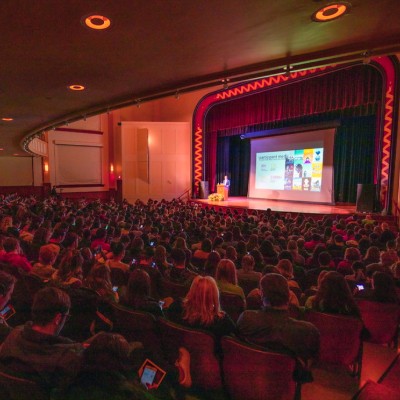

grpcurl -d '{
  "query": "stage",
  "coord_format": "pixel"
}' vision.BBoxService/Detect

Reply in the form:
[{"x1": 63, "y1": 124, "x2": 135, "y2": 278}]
[{"x1": 192, "y1": 196, "x2": 357, "y2": 216}]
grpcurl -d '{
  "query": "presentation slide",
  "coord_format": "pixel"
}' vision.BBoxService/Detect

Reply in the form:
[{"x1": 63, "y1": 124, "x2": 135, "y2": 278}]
[
  {"x1": 248, "y1": 128, "x2": 335, "y2": 203},
  {"x1": 255, "y1": 148, "x2": 323, "y2": 192}
]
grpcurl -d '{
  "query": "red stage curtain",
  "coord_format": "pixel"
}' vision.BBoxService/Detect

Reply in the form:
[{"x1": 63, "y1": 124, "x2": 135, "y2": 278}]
[{"x1": 205, "y1": 65, "x2": 382, "y2": 135}]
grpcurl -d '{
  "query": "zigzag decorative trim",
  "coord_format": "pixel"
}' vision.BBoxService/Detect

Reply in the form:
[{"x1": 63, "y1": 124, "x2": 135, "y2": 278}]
[
  {"x1": 193, "y1": 126, "x2": 203, "y2": 184},
  {"x1": 216, "y1": 67, "x2": 331, "y2": 100},
  {"x1": 380, "y1": 84, "x2": 393, "y2": 204}
]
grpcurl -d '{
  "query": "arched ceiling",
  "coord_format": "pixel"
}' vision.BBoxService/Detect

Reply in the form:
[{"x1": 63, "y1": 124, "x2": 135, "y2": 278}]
[{"x1": 1, "y1": 0, "x2": 400, "y2": 155}]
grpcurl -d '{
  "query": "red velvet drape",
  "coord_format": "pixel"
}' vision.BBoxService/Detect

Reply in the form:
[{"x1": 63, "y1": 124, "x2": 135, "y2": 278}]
[{"x1": 206, "y1": 65, "x2": 382, "y2": 134}]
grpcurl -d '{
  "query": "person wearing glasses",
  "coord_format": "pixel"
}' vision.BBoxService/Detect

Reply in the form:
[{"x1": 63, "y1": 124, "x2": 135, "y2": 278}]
[{"x1": 0, "y1": 287, "x2": 83, "y2": 392}]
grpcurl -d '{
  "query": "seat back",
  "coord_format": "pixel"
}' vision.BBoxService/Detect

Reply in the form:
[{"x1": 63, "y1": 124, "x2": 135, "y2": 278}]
[
  {"x1": 220, "y1": 292, "x2": 246, "y2": 323},
  {"x1": 0, "y1": 370, "x2": 48, "y2": 400},
  {"x1": 62, "y1": 287, "x2": 99, "y2": 342},
  {"x1": 161, "y1": 279, "x2": 189, "y2": 299},
  {"x1": 304, "y1": 310, "x2": 363, "y2": 377},
  {"x1": 158, "y1": 318, "x2": 222, "y2": 390},
  {"x1": 22, "y1": 274, "x2": 46, "y2": 303},
  {"x1": 221, "y1": 336, "x2": 297, "y2": 400},
  {"x1": 356, "y1": 300, "x2": 400, "y2": 346},
  {"x1": 111, "y1": 303, "x2": 161, "y2": 352},
  {"x1": 238, "y1": 278, "x2": 259, "y2": 297}
]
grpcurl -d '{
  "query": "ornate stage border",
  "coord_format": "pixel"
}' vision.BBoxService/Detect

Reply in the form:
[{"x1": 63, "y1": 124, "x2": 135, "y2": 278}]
[{"x1": 192, "y1": 57, "x2": 397, "y2": 211}]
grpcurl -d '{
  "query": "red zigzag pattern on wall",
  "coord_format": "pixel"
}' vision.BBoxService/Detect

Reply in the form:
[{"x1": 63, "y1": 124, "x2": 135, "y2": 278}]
[
  {"x1": 193, "y1": 127, "x2": 203, "y2": 184},
  {"x1": 380, "y1": 84, "x2": 393, "y2": 203}
]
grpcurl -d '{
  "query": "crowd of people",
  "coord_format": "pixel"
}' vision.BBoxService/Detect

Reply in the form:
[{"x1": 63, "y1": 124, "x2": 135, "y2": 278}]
[{"x1": 0, "y1": 192, "x2": 399, "y2": 399}]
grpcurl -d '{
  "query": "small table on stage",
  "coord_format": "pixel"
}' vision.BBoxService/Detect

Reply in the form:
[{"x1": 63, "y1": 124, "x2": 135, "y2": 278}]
[{"x1": 217, "y1": 184, "x2": 229, "y2": 201}]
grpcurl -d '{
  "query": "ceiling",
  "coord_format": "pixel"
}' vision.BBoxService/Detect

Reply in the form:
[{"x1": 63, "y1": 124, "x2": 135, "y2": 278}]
[{"x1": 1, "y1": 0, "x2": 400, "y2": 156}]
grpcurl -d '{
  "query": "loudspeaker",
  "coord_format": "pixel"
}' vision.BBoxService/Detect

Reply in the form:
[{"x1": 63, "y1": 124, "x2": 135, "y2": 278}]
[
  {"x1": 356, "y1": 183, "x2": 376, "y2": 212},
  {"x1": 198, "y1": 181, "x2": 209, "y2": 199}
]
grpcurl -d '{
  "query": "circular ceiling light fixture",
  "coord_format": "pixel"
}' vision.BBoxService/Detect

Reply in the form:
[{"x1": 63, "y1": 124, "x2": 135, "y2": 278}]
[
  {"x1": 85, "y1": 15, "x2": 111, "y2": 30},
  {"x1": 68, "y1": 84, "x2": 85, "y2": 91},
  {"x1": 1, "y1": 117, "x2": 13, "y2": 121},
  {"x1": 312, "y1": 2, "x2": 351, "y2": 22}
]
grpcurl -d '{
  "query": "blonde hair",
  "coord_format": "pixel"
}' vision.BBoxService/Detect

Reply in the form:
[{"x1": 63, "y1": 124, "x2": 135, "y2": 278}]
[
  {"x1": 216, "y1": 259, "x2": 238, "y2": 285},
  {"x1": 183, "y1": 276, "x2": 223, "y2": 326}
]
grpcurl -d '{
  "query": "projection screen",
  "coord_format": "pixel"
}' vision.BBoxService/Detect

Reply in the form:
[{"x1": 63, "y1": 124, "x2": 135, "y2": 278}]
[{"x1": 248, "y1": 128, "x2": 335, "y2": 204}]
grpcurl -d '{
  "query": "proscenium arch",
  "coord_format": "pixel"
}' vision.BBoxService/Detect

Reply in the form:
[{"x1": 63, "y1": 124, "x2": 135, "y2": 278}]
[{"x1": 192, "y1": 56, "x2": 398, "y2": 212}]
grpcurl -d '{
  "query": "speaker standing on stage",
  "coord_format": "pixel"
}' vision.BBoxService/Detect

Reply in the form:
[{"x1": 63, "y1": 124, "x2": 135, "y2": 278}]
[{"x1": 223, "y1": 175, "x2": 230, "y2": 188}]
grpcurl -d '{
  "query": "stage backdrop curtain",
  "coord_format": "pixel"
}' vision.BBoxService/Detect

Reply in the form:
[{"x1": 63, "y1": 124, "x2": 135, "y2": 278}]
[
  {"x1": 216, "y1": 136, "x2": 250, "y2": 196},
  {"x1": 334, "y1": 115, "x2": 376, "y2": 203}
]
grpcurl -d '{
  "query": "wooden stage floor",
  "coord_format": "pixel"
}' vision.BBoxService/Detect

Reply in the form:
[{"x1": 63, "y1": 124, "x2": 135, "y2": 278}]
[{"x1": 193, "y1": 196, "x2": 356, "y2": 215}]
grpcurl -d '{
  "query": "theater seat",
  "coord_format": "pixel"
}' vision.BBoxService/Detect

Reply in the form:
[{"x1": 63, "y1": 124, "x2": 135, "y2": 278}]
[
  {"x1": 356, "y1": 300, "x2": 400, "y2": 347},
  {"x1": 159, "y1": 318, "x2": 223, "y2": 390},
  {"x1": 304, "y1": 310, "x2": 363, "y2": 379},
  {"x1": 111, "y1": 303, "x2": 161, "y2": 352},
  {"x1": 161, "y1": 279, "x2": 189, "y2": 299},
  {"x1": 0, "y1": 370, "x2": 48, "y2": 400},
  {"x1": 221, "y1": 336, "x2": 300, "y2": 400},
  {"x1": 219, "y1": 292, "x2": 246, "y2": 323}
]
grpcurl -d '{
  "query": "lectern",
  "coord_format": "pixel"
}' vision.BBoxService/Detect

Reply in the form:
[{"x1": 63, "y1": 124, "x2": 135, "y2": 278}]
[{"x1": 217, "y1": 184, "x2": 229, "y2": 201}]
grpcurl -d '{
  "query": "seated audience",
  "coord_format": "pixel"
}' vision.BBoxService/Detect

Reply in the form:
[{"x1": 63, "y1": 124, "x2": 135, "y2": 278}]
[
  {"x1": 84, "y1": 264, "x2": 118, "y2": 302},
  {"x1": 237, "y1": 273, "x2": 320, "y2": 368},
  {"x1": 31, "y1": 245, "x2": 57, "y2": 280},
  {"x1": 237, "y1": 254, "x2": 262, "y2": 283},
  {"x1": 120, "y1": 269, "x2": 163, "y2": 317},
  {"x1": 0, "y1": 287, "x2": 83, "y2": 392},
  {"x1": 337, "y1": 247, "x2": 361, "y2": 276},
  {"x1": 0, "y1": 237, "x2": 32, "y2": 272},
  {"x1": 61, "y1": 332, "x2": 169, "y2": 400},
  {"x1": 204, "y1": 250, "x2": 221, "y2": 277},
  {"x1": 355, "y1": 271, "x2": 399, "y2": 304},
  {"x1": 305, "y1": 271, "x2": 360, "y2": 317},
  {"x1": 215, "y1": 259, "x2": 245, "y2": 301},
  {"x1": 52, "y1": 250, "x2": 84, "y2": 289},
  {"x1": 168, "y1": 275, "x2": 235, "y2": 344},
  {"x1": 164, "y1": 249, "x2": 196, "y2": 287},
  {"x1": 105, "y1": 242, "x2": 129, "y2": 273}
]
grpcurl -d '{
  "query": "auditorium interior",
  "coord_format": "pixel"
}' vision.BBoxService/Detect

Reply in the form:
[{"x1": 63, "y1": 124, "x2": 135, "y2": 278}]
[{"x1": 0, "y1": 1, "x2": 400, "y2": 399}]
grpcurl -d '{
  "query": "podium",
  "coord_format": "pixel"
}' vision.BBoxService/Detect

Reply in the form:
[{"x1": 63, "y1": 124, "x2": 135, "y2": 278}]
[{"x1": 217, "y1": 184, "x2": 229, "y2": 201}]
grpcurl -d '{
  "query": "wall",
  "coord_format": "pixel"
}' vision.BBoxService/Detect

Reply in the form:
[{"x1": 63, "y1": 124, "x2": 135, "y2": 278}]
[
  {"x1": 46, "y1": 115, "x2": 110, "y2": 194},
  {"x1": 0, "y1": 156, "x2": 42, "y2": 186},
  {"x1": 120, "y1": 121, "x2": 191, "y2": 202}
]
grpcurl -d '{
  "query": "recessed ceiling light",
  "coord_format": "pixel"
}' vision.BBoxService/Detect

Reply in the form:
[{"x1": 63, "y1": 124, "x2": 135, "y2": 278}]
[
  {"x1": 85, "y1": 15, "x2": 111, "y2": 30},
  {"x1": 68, "y1": 85, "x2": 85, "y2": 91},
  {"x1": 2, "y1": 117, "x2": 13, "y2": 121},
  {"x1": 312, "y1": 2, "x2": 351, "y2": 22},
  {"x1": 0, "y1": 148, "x2": 4, "y2": 151}
]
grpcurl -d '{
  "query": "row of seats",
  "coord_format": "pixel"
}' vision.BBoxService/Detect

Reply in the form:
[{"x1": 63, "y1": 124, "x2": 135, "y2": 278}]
[{"x1": 113, "y1": 301, "x2": 301, "y2": 400}]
